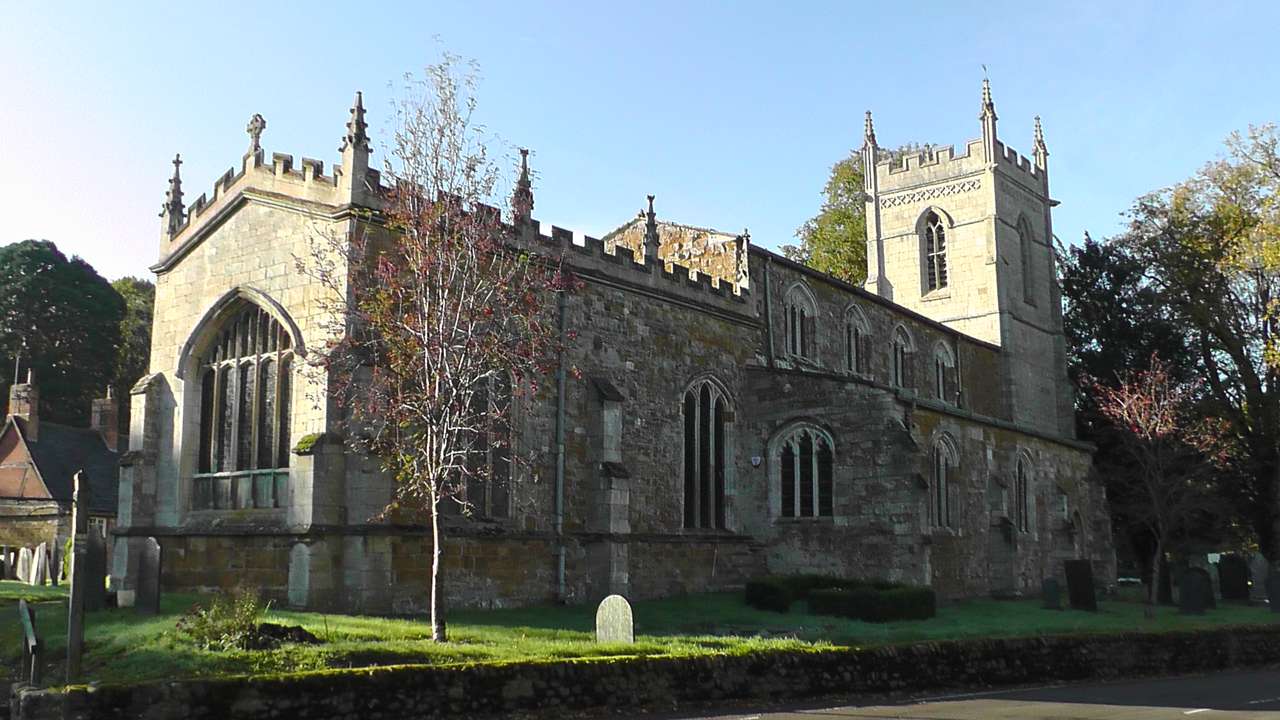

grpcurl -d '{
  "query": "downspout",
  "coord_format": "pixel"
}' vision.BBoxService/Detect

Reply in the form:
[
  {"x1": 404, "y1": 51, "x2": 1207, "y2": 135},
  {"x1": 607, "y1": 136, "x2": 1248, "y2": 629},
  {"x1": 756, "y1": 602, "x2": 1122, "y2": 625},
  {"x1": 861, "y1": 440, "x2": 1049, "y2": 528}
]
[
  {"x1": 554, "y1": 290, "x2": 567, "y2": 601},
  {"x1": 763, "y1": 255, "x2": 776, "y2": 368}
]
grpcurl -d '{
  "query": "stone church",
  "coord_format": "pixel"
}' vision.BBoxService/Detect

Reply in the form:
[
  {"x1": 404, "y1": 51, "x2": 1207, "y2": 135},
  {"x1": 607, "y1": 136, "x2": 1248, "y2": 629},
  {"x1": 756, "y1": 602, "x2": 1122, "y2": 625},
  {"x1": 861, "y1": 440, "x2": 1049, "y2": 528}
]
[{"x1": 112, "y1": 81, "x2": 1114, "y2": 612}]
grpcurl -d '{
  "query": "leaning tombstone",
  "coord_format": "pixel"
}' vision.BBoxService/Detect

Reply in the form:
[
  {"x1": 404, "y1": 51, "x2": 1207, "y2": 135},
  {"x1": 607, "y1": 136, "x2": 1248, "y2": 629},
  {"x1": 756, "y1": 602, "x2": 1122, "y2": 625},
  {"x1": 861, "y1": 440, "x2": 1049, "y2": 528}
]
[
  {"x1": 1267, "y1": 573, "x2": 1280, "y2": 614},
  {"x1": 1218, "y1": 554, "x2": 1250, "y2": 601},
  {"x1": 31, "y1": 543, "x2": 47, "y2": 586},
  {"x1": 1063, "y1": 559, "x2": 1097, "y2": 612},
  {"x1": 135, "y1": 537, "x2": 162, "y2": 616},
  {"x1": 84, "y1": 527, "x2": 108, "y2": 612},
  {"x1": 1041, "y1": 578, "x2": 1062, "y2": 610},
  {"x1": 18, "y1": 599, "x2": 42, "y2": 685},
  {"x1": 595, "y1": 594, "x2": 635, "y2": 644}
]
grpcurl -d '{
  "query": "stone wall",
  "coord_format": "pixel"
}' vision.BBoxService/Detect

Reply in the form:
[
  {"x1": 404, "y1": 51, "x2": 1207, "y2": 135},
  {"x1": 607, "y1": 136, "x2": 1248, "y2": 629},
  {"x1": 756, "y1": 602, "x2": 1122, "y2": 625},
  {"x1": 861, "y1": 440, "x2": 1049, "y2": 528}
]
[{"x1": 15, "y1": 626, "x2": 1280, "y2": 720}]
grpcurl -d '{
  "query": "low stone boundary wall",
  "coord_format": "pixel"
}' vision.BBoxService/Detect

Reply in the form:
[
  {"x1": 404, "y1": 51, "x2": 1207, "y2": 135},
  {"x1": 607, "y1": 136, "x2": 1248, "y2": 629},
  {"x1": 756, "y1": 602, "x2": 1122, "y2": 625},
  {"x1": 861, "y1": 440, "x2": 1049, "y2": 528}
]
[{"x1": 11, "y1": 625, "x2": 1280, "y2": 719}]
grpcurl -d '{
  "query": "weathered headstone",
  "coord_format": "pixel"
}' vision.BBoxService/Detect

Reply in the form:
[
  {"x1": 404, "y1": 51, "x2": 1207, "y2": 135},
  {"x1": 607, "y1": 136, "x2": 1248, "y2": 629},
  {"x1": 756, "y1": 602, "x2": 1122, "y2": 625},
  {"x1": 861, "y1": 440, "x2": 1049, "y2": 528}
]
[
  {"x1": 1180, "y1": 568, "x2": 1212, "y2": 615},
  {"x1": 50, "y1": 544, "x2": 62, "y2": 587},
  {"x1": 16, "y1": 547, "x2": 31, "y2": 584},
  {"x1": 31, "y1": 543, "x2": 47, "y2": 586},
  {"x1": 595, "y1": 594, "x2": 634, "y2": 644},
  {"x1": 18, "y1": 599, "x2": 41, "y2": 685},
  {"x1": 1266, "y1": 573, "x2": 1280, "y2": 614},
  {"x1": 0, "y1": 546, "x2": 7, "y2": 579},
  {"x1": 1063, "y1": 559, "x2": 1097, "y2": 612},
  {"x1": 1218, "y1": 554, "x2": 1250, "y2": 601},
  {"x1": 1249, "y1": 554, "x2": 1270, "y2": 601},
  {"x1": 1041, "y1": 578, "x2": 1062, "y2": 610},
  {"x1": 135, "y1": 537, "x2": 162, "y2": 616},
  {"x1": 84, "y1": 527, "x2": 108, "y2": 612}
]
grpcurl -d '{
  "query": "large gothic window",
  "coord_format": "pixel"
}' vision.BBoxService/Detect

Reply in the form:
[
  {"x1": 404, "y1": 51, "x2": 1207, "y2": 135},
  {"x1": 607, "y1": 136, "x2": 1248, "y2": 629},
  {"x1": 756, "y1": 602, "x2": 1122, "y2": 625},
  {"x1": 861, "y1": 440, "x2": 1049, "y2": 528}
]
[
  {"x1": 923, "y1": 211, "x2": 949, "y2": 292},
  {"x1": 683, "y1": 379, "x2": 729, "y2": 529},
  {"x1": 193, "y1": 303, "x2": 293, "y2": 510},
  {"x1": 462, "y1": 373, "x2": 512, "y2": 519},
  {"x1": 776, "y1": 425, "x2": 834, "y2": 518}
]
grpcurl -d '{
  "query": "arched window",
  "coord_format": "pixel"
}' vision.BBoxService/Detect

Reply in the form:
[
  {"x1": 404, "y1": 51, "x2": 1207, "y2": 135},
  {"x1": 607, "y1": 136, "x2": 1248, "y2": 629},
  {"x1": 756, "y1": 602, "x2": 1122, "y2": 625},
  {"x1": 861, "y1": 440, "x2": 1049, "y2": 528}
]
[
  {"x1": 683, "y1": 379, "x2": 729, "y2": 529},
  {"x1": 844, "y1": 305, "x2": 869, "y2": 374},
  {"x1": 1015, "y1": 455, "x2": 1032, "y2": 533},
  {"x1": 930, "y1": 436, "x2": 958, "y2": 529},
  {"x1": 923, "y1": 210, "x2": 949, "y2": 292},
  {"x1": 464, "y1": 373, "x2": 512, "y2": 519},
  {"x1": 1018, "y1": 216, "x2": 1037, "y2": 305},
  {"x1": 776, "y1": 425, "x2": 834, "y2": 518},
  {"x1": 193, "y1": 302, "x2": 293, "y2": 511},
  {"x1": 933, "y1": 342, "x2": 956, "y2": 404},
  {"x1": 783, "y1": 284, "x2": 817, "y2": 360},
  {"x1": 891, "y1": 325, "x2": 913, "y2": 389}
]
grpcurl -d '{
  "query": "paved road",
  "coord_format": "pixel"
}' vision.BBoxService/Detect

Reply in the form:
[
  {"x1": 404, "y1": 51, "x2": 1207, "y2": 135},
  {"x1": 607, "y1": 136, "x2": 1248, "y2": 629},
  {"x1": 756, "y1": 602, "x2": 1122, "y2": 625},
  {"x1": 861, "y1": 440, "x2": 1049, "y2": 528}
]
[{"x1": 663, "y1": 669, "x2": 1280, "y2": 719}]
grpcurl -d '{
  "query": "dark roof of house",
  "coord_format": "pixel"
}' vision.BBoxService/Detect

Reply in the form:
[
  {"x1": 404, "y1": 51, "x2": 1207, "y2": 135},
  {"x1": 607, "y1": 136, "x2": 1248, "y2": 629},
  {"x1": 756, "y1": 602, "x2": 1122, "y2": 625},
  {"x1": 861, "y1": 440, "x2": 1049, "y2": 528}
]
[{"x1": 12, "y1": 416, "x2": 119, "y2": 515}]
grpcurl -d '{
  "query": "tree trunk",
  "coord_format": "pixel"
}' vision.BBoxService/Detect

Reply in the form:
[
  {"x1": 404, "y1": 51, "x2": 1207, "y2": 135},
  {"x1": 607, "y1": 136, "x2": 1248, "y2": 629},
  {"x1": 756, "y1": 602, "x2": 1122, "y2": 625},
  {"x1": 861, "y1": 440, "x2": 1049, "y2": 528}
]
[
  {"x1": 430, "y1": 494, "x2": 447, "y2": 642},
  {"x1": 1147, "y1": 537, "x2": 1164, "y2": 619}
]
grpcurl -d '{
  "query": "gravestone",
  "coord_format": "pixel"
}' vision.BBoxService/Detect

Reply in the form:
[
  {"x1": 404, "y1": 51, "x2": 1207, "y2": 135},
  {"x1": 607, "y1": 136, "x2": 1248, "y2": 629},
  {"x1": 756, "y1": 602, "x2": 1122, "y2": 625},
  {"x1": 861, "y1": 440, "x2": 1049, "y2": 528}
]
[
  {"x1": 84, "y1": 528, "x2": 108, "y2": 611},
  {"x1": 50, "y1": 544, "x2": 62, "y2": 587},
  {"x1": 1249, "y1": 554, "x2": 1270, "y2": 601},
  {"x1": 16, "y1": 547, "x2": 31, "y2": 584},
  {"x1": 1218, "y1": 554, "x2": 1250, "y2": 601},
  {"x1": 135, "y1": 537, "x2": 162, "y2": 616},
  {"x1": 595, "y1": 594, "x2": 634, "y2": 644},
  {"x1": 31, "y1": 543, "x2": 47, "y2": 586},
  {"x1": 1063, "y1": 559, "x2": 1097, "y2": 612},
  {"x1": 1267, "y1": 573, "x2": 1280, "y2": 614},
  {"x1": 0, "y1": 546, "x2": 7, "y2": 579},
  {"x1": 1041, "y1": 578, "x2": 1062, "y2": 610},
  {"x1": 1180, "y1": 568, "x2": 1212, "y2": 615}
]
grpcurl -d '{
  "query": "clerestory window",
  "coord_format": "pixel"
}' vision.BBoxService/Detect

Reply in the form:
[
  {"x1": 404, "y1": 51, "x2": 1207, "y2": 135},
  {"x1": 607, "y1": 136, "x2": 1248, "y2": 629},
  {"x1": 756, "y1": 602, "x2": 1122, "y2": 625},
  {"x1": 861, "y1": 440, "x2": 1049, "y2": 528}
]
[
  {"x1": 845, "y1": 306, "x2": 869, "y2": 374},
  {"x1": 891, "y1": 326, "x2": 913, "y2": 389},
  {"x1": 194, "y1": 303, "x2": 293, "y2": 511},
  {"x1": 777, "y1": 425, "x2": 834, "y2": 519},
  {"x1": 783, "y1": 285, "x2": 817, "y2": 360},
  {"x1": 924, "y1": 211, "x2": 949, "y2": 292},
  {"x1": 1015, "y1": 455, "x2": 1032, "y2": 533}
]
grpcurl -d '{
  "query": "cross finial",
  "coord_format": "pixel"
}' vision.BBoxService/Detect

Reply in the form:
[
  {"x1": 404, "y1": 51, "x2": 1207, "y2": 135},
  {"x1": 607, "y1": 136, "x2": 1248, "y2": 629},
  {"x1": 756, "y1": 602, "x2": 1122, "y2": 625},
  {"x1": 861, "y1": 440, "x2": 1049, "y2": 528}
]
[
  {"x1": 161, "y1": 153, "x2": 186, "y2": 234},
  {"x1": 341, "y1": 91, "x2": 370, "y2": 153},
  {"x1": 246, "y1": 113, "x2": 266, "y2": 154},
  {"x1": 512, "y1": 148, "x2": 534, "y2": 224}
]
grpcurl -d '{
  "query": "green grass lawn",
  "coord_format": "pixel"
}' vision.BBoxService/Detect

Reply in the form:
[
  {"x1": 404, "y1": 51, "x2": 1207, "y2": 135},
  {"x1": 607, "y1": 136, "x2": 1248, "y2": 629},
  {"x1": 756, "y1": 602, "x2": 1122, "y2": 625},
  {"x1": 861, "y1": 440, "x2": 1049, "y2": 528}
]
[
  {"x1": 1, "y1": 582, "x2": 1275, "y2": 688},
  {"x1": 0, "y1": 579, "x2": 69, "y2": 604}
]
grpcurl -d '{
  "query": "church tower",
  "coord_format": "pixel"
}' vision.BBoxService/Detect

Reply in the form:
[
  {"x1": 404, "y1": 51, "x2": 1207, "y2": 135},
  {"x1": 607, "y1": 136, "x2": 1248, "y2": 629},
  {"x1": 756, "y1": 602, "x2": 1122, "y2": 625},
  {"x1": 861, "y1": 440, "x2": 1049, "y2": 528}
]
[{"x1": 862, "y1": 81, "x2": 1074, "y2": 437}]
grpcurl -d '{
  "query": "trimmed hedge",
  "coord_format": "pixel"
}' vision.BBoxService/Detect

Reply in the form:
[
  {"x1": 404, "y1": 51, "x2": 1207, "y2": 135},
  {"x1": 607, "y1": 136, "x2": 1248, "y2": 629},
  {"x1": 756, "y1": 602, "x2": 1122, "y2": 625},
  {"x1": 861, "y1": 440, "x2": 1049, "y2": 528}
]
[
  {"x1": 809, "y1": 585, "x2": 936, "y2": 622},
  {"x1": 743, "y1": 574, "x2": 934, "y2": 621}
]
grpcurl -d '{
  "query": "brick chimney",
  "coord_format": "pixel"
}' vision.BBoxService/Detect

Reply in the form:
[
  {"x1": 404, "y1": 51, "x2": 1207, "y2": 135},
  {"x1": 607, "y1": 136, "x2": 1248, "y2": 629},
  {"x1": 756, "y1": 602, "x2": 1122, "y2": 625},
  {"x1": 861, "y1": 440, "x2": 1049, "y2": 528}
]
[
  {"x1": 91, "y1": 387, "x2": 119, "y2": 452},
  {"x1": 9, "y1": 370, "x2": 38, "y2": 442}
]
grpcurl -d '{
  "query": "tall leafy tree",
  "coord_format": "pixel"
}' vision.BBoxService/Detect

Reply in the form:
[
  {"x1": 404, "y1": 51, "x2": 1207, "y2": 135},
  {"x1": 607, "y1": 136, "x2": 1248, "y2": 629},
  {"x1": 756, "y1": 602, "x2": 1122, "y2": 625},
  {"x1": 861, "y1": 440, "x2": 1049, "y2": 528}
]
[
  {"x1": 1119, "y1": 124, "x2": 1280, "y2": 565},
  {"x1": 0, "y1": 240, "x2": 125, "y2": 425},
  {"x1": 786, "y1": 144, "x2": 932, "y2": 285},
  {"x1": 111, "y1": 276, "x2": 155, "y2": 436}
]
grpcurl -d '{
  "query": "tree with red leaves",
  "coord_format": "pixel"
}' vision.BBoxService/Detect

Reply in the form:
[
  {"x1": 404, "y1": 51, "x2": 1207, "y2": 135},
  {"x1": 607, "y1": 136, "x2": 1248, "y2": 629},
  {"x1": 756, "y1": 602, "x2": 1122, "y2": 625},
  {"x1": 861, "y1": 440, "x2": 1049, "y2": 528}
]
[
  {"x1": 1091, "y1": 356, "x2": 1233, "y2": 614},
  {"x1": 303, "y1": 57, "x2": 572, "y2": 641}
]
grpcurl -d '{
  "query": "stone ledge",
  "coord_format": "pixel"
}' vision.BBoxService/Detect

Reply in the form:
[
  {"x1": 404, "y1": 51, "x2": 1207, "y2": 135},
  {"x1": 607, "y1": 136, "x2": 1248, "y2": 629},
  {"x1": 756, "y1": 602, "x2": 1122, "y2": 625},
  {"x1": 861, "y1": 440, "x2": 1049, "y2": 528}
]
[{"x1": 12, "y1": 625, "x2": 1280, "y2": 720}]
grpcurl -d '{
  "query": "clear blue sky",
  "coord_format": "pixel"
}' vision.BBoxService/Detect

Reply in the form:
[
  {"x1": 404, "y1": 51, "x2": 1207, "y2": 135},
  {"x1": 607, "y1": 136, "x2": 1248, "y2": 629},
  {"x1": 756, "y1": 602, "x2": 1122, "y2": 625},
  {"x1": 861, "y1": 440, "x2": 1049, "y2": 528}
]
[{"x1": 2, "y1": 1, "x2": 1277, "y2": 280}]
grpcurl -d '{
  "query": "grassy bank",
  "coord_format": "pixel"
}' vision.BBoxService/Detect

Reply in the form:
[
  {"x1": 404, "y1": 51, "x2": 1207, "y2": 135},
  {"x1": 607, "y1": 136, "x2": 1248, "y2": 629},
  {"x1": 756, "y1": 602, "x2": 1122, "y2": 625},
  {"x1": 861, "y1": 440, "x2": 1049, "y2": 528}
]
[{"x1": 1, "y1": 581, "x2": 1275, "y2": 687}]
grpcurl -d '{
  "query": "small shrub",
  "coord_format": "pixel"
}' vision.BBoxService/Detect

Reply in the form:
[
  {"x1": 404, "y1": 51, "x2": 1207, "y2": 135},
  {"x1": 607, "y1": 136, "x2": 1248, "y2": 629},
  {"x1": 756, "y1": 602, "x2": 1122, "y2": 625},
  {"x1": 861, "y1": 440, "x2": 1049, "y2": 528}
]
[
  {"x1": 784, "y1": 574, "x2": 851, "y2": 600},
  {"x1": 809, "y1": 585, "x2": 936, "y2": 622},
  {"x1": 745, "y1": 577, "x2": 793, "y2": 613},
  {"x1": 175, "y1": 588, "x2": 270, "y2": 651}
]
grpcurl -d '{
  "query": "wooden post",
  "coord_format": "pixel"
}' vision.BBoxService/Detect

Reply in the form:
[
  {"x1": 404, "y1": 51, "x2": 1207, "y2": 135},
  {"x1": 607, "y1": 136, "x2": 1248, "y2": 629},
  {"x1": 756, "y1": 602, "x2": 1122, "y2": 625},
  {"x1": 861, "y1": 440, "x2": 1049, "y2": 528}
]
[
  {"x1": 18, "y1": 598, "x2": 41, "y2": 685},
  {"x1": 66, "y1": 471, "x2": 88, "y2": 682}
]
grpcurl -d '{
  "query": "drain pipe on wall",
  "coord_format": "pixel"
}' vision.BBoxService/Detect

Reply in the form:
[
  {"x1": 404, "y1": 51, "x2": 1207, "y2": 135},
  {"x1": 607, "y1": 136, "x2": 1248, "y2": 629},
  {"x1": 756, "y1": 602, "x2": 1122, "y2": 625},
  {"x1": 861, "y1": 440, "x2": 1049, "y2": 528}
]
[{"x1": 554, "y1": 290, "x2": 567, "y2": 601}]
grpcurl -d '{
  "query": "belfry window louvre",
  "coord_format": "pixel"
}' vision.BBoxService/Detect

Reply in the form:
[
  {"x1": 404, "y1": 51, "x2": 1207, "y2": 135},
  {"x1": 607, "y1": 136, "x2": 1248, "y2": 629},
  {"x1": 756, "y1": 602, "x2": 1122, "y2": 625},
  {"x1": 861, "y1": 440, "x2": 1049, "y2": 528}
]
[
  {"x1": 924, "y1": 211, "x2": 949, "y2": 292},
  {"x1": 193, "y1": 304, "x2": 293, "y2": 511},
  {"x1": 778, "y1": 426, "x2": 834, "y2": 518},
  {"x1": 683, "y1": 380, "x2": 728, "y2": 529}
]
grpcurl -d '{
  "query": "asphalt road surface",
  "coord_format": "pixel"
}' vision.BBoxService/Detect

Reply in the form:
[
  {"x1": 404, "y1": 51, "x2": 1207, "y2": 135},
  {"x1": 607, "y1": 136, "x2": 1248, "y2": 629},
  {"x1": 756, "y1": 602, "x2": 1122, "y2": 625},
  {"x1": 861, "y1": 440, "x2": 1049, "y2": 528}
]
[{"x1": 663, "y1": 669, "x2": 1280, "y2": 719}]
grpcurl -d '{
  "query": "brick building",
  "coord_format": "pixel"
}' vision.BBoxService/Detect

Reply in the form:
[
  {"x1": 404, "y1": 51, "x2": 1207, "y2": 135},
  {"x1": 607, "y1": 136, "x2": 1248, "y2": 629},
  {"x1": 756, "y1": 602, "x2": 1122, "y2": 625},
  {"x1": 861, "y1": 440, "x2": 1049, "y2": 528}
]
[{"x1": 113, "y1": 82, "x2": 1114, "y2": 611}]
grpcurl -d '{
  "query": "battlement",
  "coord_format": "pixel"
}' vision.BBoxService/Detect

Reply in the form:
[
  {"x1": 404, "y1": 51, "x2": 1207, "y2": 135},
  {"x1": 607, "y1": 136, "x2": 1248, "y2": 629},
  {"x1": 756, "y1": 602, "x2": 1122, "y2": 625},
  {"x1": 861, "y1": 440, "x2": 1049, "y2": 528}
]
[
  {"x1": 875, "y1": 138, "x2": 988, "y2": 191},
  {"x1": 515, "y1": 214, "x2": 750, "y2": 311},
  {"x1": 995, "y1": 141, "x2": 1046, "y2": 185}
]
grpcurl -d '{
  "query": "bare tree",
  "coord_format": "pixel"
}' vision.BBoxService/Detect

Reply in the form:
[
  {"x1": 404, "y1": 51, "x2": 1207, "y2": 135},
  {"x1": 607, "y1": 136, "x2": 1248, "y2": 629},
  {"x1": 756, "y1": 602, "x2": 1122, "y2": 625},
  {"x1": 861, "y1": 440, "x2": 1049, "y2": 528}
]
[
  {"x1": 303, "y1": 57, "x2": 571, "y2": 640},
  {"x1": 1091, "y1": 356, "x2": 1230, "y2": 615}
]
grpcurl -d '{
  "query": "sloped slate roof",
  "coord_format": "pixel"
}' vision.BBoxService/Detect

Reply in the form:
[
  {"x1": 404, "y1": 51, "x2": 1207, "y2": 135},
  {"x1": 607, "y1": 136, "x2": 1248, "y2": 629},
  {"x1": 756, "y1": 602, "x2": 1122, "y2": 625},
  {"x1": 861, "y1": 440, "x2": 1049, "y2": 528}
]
[{"x1": 13, "y1": 416, "x2": 119, "y2": 515}]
